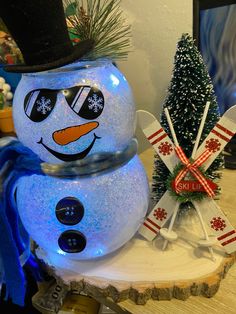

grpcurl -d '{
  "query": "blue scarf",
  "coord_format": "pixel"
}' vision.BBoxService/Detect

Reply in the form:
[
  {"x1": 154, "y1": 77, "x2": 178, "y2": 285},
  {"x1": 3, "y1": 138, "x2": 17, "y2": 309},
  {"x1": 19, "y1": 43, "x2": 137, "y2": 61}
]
[{"x1": 0, "y1": 138, "x2": 43, "y2": 306}]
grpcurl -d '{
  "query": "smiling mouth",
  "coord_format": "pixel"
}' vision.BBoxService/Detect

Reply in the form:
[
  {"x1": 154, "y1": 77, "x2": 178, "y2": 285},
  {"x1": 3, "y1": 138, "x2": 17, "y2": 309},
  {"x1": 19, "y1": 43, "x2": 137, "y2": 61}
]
[{"x1": 37, "y1": 133, "x2": 101, "y2": 162}]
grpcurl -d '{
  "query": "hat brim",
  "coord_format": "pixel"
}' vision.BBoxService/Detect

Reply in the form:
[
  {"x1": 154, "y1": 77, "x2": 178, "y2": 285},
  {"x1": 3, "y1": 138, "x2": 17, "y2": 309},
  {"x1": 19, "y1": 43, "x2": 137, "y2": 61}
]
[{"x1": 3, "y1": 39, "x2": 94, "y2": 73}]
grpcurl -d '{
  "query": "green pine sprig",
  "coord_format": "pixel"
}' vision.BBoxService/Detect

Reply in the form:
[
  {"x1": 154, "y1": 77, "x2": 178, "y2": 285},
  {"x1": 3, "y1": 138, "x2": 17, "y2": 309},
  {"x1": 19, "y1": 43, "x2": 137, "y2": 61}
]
[{"x1": 64, "y1": 0, "x2": 131, "y2": 60}]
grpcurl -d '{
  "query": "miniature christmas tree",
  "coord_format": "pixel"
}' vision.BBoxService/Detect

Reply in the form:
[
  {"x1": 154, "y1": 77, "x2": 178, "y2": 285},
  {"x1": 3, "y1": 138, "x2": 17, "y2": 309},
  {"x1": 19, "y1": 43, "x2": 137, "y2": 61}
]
[{"x1": 152, "y1": 33, "x2": 224, "y2": 208}]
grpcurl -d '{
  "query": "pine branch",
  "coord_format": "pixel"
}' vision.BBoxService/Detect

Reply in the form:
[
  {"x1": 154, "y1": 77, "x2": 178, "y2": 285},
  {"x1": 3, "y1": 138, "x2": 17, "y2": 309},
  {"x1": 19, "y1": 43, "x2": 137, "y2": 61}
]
[{"x1": 64, "y1": 0, "x2": 131, "y2": 60}]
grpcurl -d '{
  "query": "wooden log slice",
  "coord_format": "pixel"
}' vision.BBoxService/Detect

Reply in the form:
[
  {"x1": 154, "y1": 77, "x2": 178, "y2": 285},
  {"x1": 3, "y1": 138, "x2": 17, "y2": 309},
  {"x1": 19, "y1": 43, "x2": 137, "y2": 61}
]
[{"x1": 36, "y1": 209, "x2": 235, "y2": 305}]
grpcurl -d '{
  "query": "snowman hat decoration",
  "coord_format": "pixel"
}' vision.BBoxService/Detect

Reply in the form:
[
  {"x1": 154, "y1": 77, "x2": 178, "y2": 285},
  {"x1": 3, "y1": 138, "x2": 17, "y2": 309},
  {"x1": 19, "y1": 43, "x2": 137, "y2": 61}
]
[{"x1": 0, "y1": 0, "x2": 94, "y2": 73}]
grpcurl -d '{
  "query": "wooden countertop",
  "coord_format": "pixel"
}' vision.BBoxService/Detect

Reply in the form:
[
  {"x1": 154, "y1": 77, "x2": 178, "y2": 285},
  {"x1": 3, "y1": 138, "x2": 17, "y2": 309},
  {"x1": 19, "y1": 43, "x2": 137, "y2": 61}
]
[{"x1": 118, "y1": 148, "x2": 236, "y2": 314}]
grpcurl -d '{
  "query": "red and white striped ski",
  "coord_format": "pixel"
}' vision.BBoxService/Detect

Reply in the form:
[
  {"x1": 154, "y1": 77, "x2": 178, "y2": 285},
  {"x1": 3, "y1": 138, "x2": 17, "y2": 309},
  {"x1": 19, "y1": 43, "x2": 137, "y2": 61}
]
[
  {"x1": 137, "y1": 110, "x2": 179, "y2": 172},
  {"x1": 195, "y1": 105, "x2": 236, "y2": 169},
  {"x1": 193, "y1": 199, "x2": 236, "y2": 254},
  {"x1": 137, "y1": 110, "x2": 182, "y2": 240},
  {"x1": 139, "y1": 191, "x2": 178, "y2": 241},
  {"x1": 137, "y1": 110, "x2": 180, "y2": 240},
  {"x1": 138, "y1": 106, "x2": 236, "y2": 254}
]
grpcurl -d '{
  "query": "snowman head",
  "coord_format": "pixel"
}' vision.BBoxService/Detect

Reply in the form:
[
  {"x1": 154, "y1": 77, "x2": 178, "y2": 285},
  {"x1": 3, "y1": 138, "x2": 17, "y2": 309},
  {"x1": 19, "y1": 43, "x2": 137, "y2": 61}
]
[
  {"x1": 24, "y1": 86, "x2": 104, "y2": 162},
  {"x1": 13, "y1": 62, "x2": 136, "y2": 163}
]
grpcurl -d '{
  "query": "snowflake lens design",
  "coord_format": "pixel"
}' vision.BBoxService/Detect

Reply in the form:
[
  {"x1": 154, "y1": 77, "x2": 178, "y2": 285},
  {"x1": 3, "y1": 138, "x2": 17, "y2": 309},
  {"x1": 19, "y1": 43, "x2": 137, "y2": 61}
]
[
  {"x1": 205, "y1": 138, "x2": 221, "y2": 153},
  {"x1": 154, "y1": 208, "x2": 167, "y2": 221},
  {"x1": 36, "y1": 97, "x2": 52, "y2": 115},
  {"x1": 88, "y1": 94, "x2": 104, "y2": 113},
  {"x1": 210, "y1": 217, "x2": 226, "y2": 231}
]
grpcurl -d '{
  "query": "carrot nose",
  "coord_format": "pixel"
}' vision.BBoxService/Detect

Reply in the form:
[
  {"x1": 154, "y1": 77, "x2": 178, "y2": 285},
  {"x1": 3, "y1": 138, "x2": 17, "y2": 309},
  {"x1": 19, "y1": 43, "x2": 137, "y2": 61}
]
[{"x1": 53, "y1": 122, "x2": 99, "y2": 146}]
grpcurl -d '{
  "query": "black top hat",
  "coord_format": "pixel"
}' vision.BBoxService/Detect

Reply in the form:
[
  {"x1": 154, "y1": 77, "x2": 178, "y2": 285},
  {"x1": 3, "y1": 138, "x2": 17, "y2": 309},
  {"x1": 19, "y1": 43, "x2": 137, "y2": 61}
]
[{"x1": 0, "y1": 0, "x2": 93, "y2": 73}]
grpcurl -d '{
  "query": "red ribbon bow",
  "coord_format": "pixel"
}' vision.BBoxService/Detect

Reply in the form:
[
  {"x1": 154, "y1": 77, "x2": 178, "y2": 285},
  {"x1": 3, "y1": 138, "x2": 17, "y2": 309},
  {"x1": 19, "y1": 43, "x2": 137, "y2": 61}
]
[{"x1": 174, "y1": 146, "x2": 215, "y2": 198}]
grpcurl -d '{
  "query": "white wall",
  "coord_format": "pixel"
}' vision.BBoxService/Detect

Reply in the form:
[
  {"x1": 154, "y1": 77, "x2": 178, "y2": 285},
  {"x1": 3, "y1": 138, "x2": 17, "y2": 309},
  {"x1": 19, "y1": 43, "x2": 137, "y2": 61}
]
[{"x1": 118, "y1": 0, "x2": 193, "y2": 151}]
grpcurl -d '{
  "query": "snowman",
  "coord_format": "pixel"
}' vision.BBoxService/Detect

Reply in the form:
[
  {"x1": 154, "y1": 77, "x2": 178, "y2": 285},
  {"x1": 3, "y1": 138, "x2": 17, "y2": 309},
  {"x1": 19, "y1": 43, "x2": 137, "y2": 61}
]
[{"x1": 1, "y1": 0, "x2": 149, "y2": 260}]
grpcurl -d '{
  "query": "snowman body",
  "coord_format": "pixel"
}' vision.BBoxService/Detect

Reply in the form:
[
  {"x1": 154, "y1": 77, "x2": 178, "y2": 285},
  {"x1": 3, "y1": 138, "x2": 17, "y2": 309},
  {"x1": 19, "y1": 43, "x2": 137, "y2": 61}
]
[
  {"x1": 14, "y1": 61, "x2": 149, "y2": 260},
  {"x1": 16, "y1": 156, "x2": 149, "y2": 259}
]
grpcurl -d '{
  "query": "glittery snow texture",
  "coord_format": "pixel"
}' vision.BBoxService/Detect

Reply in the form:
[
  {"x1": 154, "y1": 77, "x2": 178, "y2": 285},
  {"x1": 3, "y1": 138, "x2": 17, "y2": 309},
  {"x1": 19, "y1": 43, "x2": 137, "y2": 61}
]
[{"x1": 16, "y1": 156, "x2": 149, "y2": 260}]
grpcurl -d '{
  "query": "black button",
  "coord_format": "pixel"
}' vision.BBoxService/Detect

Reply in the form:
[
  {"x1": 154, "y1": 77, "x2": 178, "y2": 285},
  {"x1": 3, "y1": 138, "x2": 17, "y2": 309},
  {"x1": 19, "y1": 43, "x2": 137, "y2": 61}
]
[
  {"x1": 55, "y1": 197, "x2": 84, "y2": 226},
  {"x1": 58, "y1": 230, "x2": 86, "y2": 253}
]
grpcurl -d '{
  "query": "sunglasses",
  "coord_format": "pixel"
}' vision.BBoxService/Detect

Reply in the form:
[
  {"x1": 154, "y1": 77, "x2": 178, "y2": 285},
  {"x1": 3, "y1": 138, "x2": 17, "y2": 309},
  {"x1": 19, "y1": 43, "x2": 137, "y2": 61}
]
[{"x1": 24, "y1": 85, "x2": 105, "y2": 122}]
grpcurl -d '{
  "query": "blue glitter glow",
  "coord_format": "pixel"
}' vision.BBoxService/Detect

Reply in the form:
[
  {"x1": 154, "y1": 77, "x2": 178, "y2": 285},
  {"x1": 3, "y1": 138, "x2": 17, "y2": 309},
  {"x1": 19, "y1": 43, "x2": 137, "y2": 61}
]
[
  {"x1": 110, "y1": 74, "x2": 120, "y2": 87},
  {"x1": 57, "y1": 249, "x2": 66, "y2": 256},
  {"x1": 16, "y1": 155, "x2": 149, "y2": 260}
]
